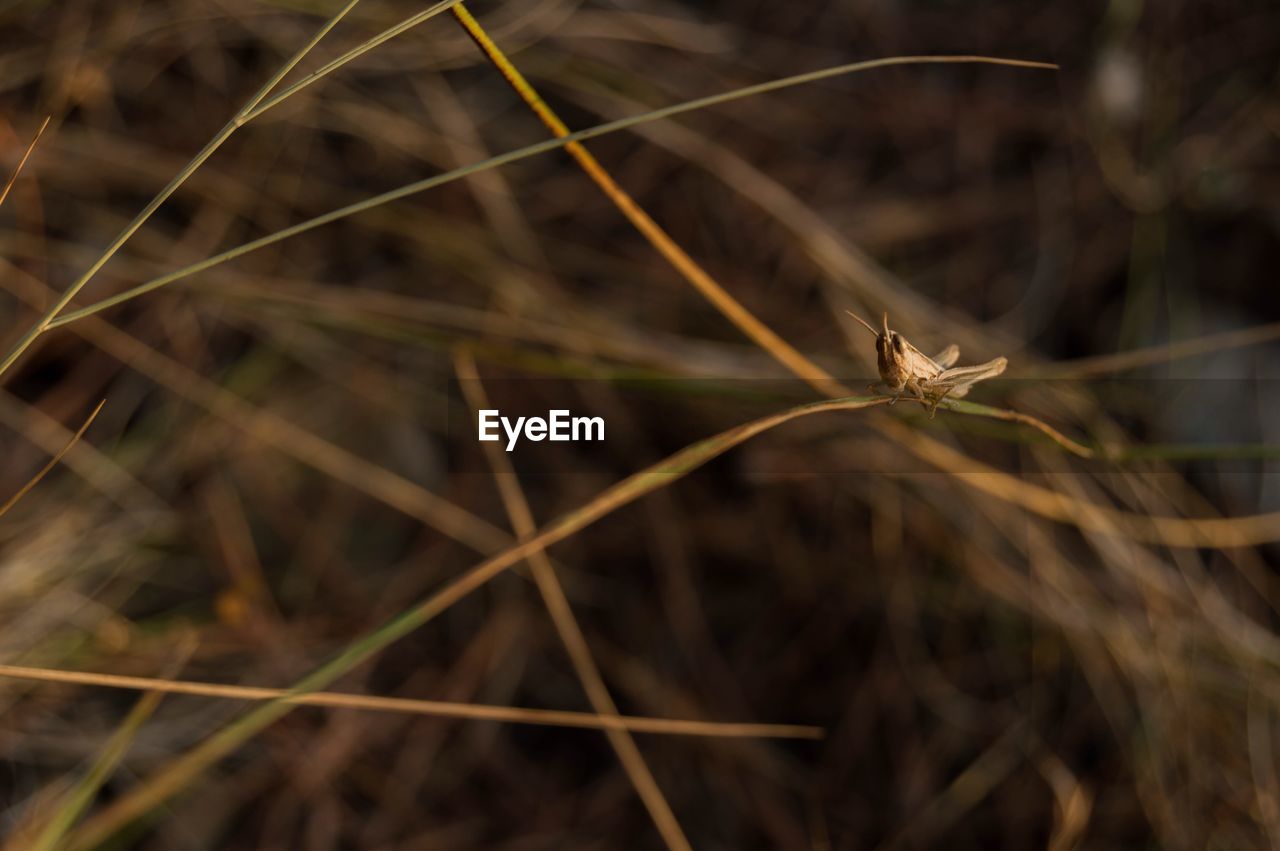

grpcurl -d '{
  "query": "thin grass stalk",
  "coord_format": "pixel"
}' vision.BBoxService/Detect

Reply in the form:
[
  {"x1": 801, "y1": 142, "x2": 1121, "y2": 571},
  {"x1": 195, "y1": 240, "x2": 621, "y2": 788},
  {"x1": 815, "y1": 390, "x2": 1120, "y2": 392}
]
[
  {"x1": 0, "y1": 665, "x2": 819, "y2": 739},
  {"x1": 455, "y1": 349, "x2": 691, "y2": 851},
  {"x1": 45, "y1": 55, "x2": 1056, "y2": 330}
]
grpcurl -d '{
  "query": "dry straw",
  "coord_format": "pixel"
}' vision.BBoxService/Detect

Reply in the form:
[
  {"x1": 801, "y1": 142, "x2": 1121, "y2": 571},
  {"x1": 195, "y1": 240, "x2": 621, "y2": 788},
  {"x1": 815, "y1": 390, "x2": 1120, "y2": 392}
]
[{"x1": 5, "y1": 1, "x2": 1276, "y2": 848}]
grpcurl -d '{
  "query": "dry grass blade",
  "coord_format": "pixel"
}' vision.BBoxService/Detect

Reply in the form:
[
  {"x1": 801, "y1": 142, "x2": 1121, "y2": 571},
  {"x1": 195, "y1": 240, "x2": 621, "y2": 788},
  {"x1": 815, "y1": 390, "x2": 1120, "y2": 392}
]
[
  {"x1": 0, "y1": 399, "x2": 105, "y2": 518},
  {"x1": 0, "y1": 115, "x2": 49, "y2": 210},
  {"x1": 1040, "y1": 751, "x2": 1094, "y2": 851},
  {"x1": 0, "y1": 664, "x2": 818, "y2": 740},
  {"x1": 455, "y1": 349, "x2": 692, "y2": 851},
  {"x1": 0, "y1": 389, "x2": 161, "y2": 513}
]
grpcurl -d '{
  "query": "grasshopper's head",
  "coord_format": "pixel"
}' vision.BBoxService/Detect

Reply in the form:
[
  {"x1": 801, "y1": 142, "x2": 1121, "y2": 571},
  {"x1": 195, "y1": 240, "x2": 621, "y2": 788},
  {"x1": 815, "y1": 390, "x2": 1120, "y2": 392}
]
[
  {"x1": 877, "y1": 313, "x2": 911, "y2": 391},
  {"x1": 846, "y1": 309, "x2": 908, "y2": 387},
  {"x1": 873, "y1": 312, "x2": 907, "y2": 362}
]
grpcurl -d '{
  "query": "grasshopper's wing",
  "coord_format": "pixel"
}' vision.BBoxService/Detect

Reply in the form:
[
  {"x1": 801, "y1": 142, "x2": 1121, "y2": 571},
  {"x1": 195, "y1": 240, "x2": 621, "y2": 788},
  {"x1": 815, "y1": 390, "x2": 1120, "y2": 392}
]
[
  {"x1": 930, "y1": 357, "x2": 1007, "y2": 398},
  {"x1": 901, "y1": 338, "x2": 946, "y2": 380},
  {"x1": 931, "y1": 344, "x2": 960, "y2": 369}
]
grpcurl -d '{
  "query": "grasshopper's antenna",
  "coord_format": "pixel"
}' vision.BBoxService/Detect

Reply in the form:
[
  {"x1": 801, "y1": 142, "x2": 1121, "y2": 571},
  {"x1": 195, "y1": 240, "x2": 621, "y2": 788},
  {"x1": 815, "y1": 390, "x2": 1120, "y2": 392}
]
[
  {"x1": 881, "y1": 312, "x2": 891, "y2": 337},
  {"x1": 845, "y1": 310, "x2": 880, "y2": 338}
]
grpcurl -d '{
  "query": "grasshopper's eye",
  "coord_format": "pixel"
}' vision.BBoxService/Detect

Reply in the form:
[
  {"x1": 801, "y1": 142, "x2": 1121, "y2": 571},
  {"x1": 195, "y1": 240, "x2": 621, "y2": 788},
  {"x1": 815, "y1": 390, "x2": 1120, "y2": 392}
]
[{"x1": 892, "y1": 334, "x2": 906, "y2": 355}]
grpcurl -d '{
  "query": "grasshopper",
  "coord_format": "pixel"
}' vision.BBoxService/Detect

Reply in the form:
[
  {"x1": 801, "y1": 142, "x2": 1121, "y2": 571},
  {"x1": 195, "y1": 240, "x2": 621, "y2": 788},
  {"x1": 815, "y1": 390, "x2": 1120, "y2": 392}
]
[{"x1": 846, "y1": 310, "x2": 1006, "y2": 416}]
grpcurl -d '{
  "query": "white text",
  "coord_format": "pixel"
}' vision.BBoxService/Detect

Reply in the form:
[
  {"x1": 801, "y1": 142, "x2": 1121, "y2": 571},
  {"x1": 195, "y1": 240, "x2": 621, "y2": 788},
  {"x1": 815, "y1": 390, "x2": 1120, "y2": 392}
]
[{"x1": 477, "y1": 409, "x2": 605, "y2": 451}]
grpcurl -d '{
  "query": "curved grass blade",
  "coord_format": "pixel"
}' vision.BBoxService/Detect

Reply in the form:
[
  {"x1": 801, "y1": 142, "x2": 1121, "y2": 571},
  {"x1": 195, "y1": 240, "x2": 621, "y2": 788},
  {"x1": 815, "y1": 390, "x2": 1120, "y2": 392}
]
[
  {"x1": 46, "y1": 54, "x2": 1056, "y2": 331},
  {"x1": 0, "y1": 399, "x2": 105, "y2": 518}
]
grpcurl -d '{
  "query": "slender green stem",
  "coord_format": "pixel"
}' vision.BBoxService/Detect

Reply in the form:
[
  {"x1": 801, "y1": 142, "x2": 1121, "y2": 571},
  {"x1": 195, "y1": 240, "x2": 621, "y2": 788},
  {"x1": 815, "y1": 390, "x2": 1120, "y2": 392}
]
[
  {"x1": 46, "y1": 55, "x2": 1055, "y2": 330},
  {"x1": 0, "y1": 0, "x2": 364, "y2": 381},
  {"x1": 240, "y1": 0, "x2": 464, "y2": 125},
  {"x1": 28, "y1": 687, "x2": 165, "y2": 851}
]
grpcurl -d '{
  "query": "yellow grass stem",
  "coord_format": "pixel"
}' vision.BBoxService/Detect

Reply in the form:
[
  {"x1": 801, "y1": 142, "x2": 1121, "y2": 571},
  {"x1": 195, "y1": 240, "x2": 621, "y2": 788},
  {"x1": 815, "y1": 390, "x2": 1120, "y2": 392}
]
[{"x1": 0, "y1": 664, "x2": 819, "y2": 740}]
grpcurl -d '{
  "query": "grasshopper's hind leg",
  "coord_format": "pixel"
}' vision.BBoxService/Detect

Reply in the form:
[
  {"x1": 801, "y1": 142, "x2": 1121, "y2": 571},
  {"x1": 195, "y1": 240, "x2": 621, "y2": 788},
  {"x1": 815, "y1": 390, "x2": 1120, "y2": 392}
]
[
  {"x1": 926, "y1": 386, "x2": 954, "y2": 419},
  {"x1": 903, "y1": 378, "x2": 928, "y2": 409},
  {"x1": 924, "y1": 377, "x2": 977, "y2": 418}
]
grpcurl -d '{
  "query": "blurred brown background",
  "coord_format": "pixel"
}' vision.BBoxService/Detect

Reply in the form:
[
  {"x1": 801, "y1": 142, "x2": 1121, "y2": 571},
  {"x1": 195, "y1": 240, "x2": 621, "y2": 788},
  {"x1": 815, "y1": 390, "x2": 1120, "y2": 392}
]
[{"x1": 2, "y1": 1, "x2": 1279, "y2": 848}]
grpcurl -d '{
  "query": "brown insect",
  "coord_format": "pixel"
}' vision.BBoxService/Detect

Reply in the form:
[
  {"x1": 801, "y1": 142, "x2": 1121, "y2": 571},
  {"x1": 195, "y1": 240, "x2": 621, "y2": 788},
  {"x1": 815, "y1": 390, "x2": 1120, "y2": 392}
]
[{"x1": 846, "y1": 310, "x2": 1007, "y2": 415}]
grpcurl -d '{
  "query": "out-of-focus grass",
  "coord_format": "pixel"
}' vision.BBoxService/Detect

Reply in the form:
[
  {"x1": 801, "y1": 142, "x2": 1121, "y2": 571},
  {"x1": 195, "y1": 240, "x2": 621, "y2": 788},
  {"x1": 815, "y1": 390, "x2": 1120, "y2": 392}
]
[{"x1": 2, "y1": 0, "x2": 1279, "y2": 848}]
